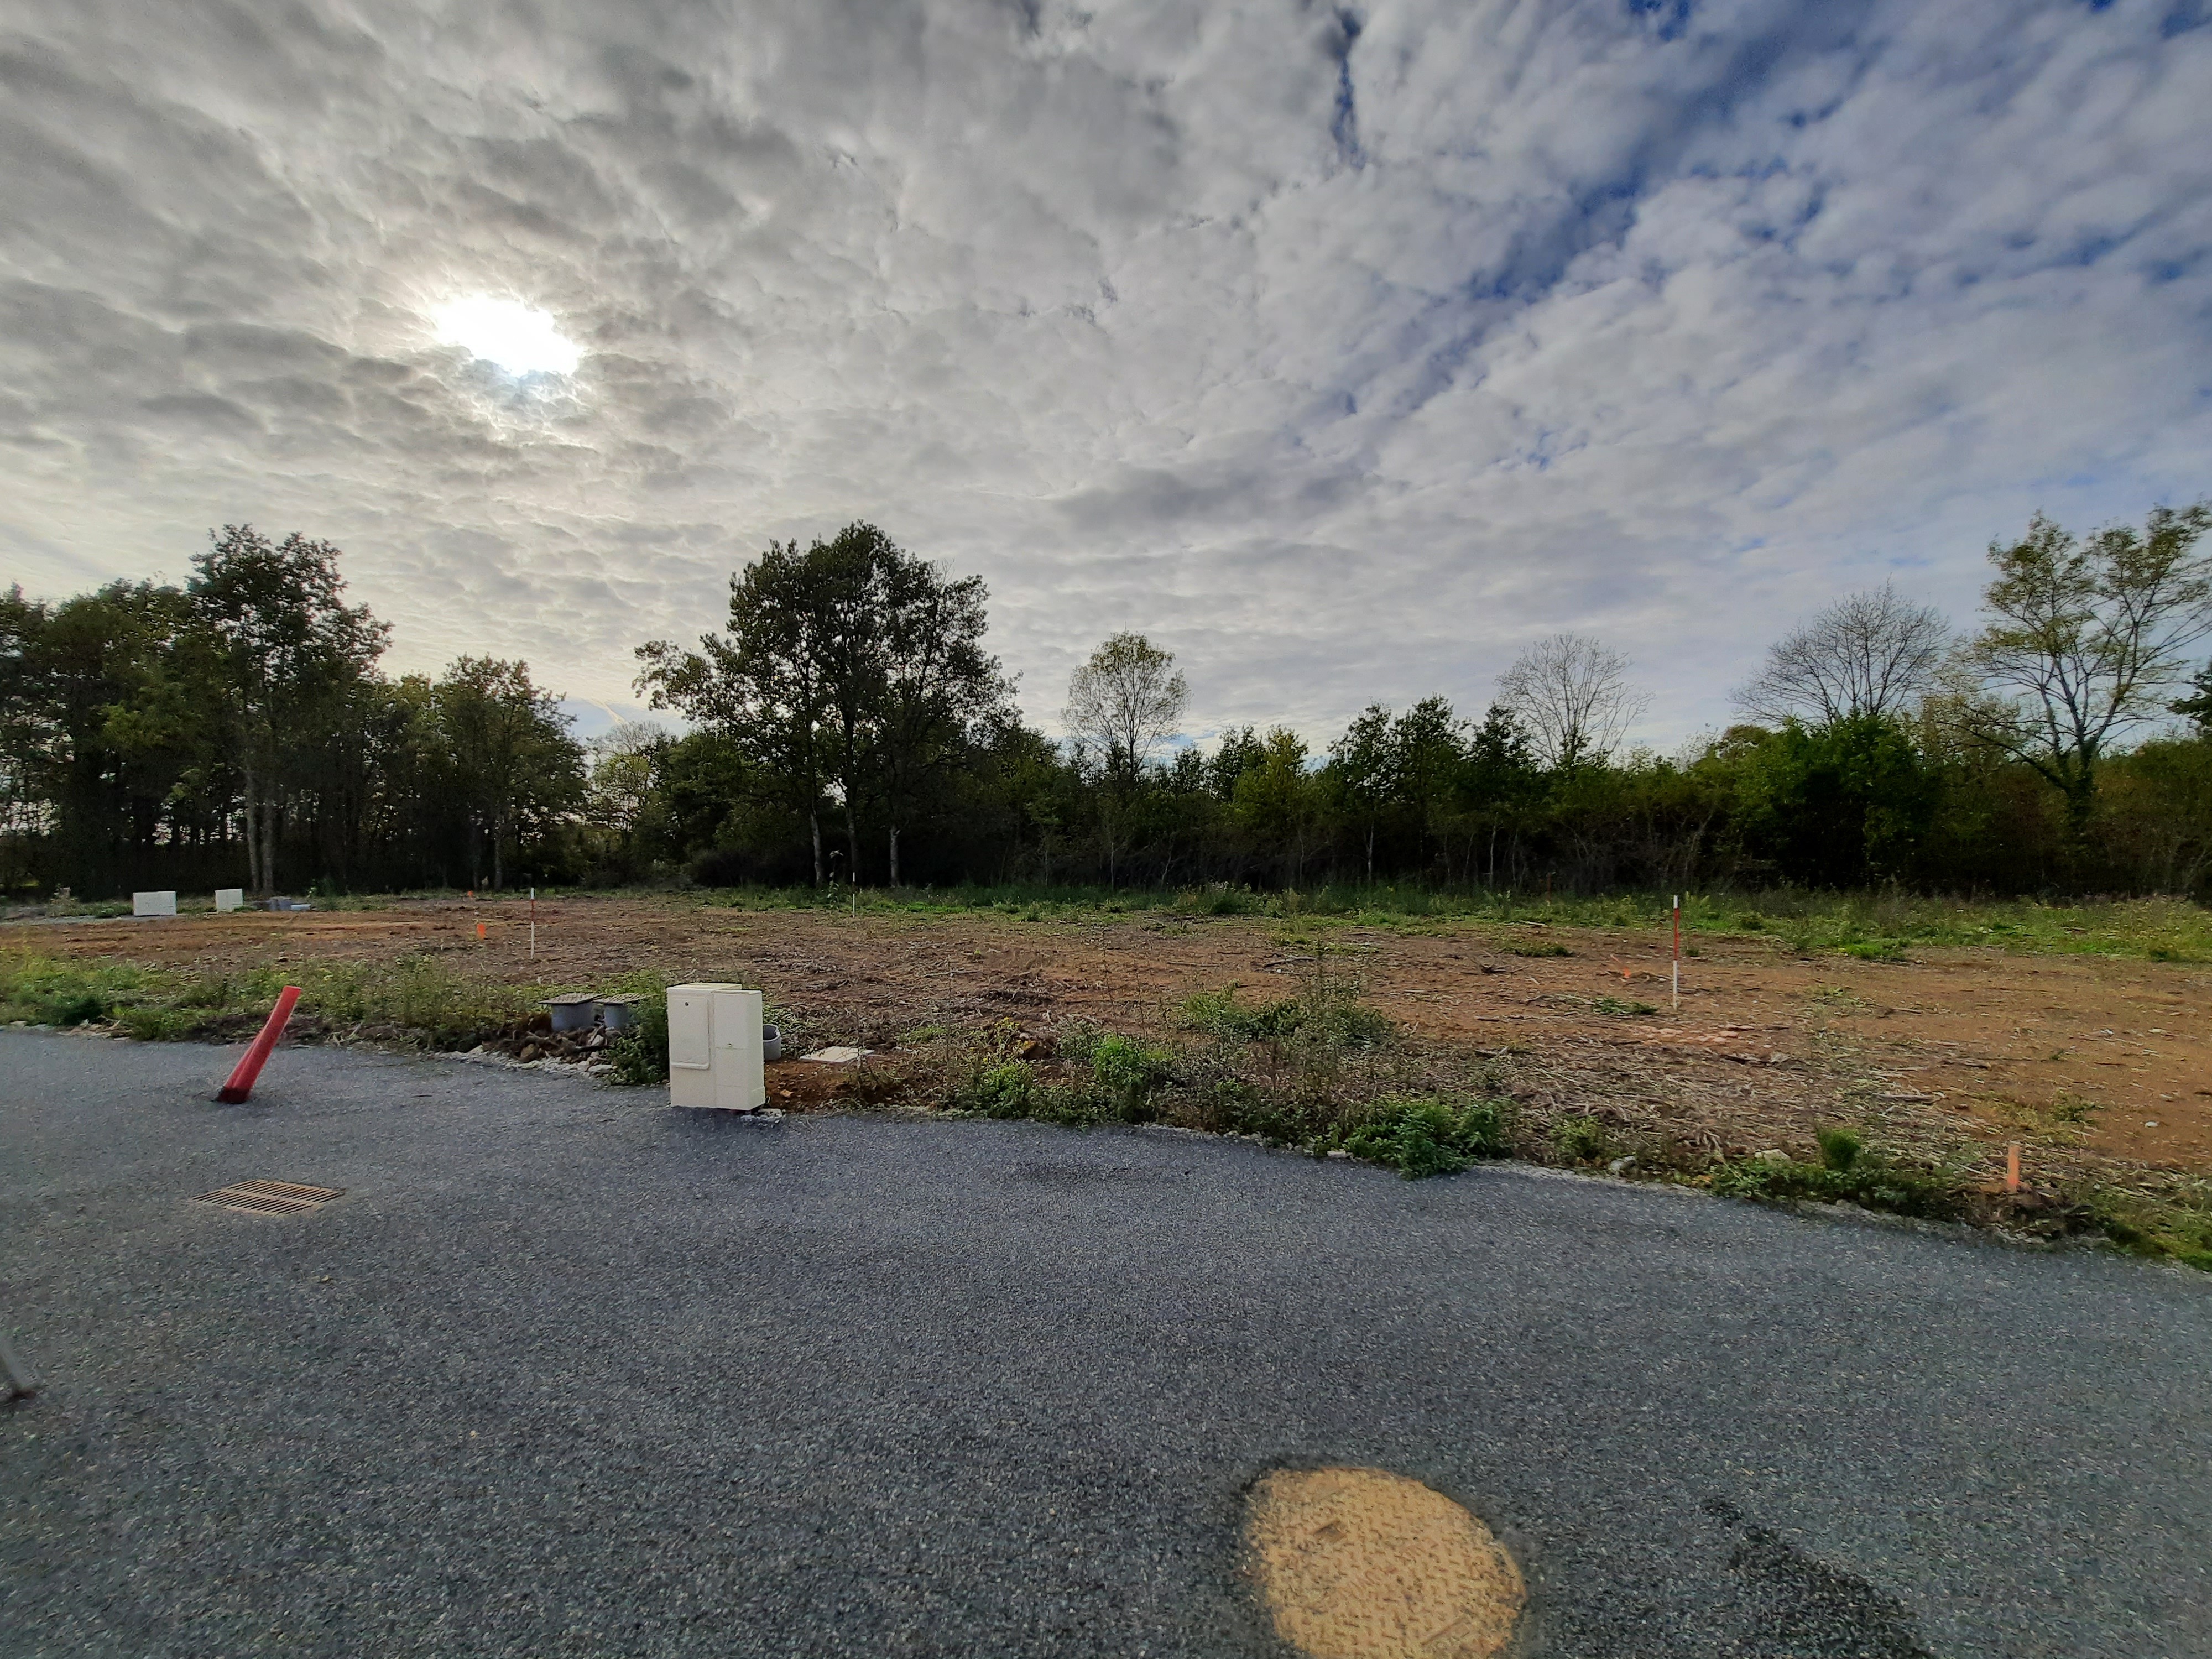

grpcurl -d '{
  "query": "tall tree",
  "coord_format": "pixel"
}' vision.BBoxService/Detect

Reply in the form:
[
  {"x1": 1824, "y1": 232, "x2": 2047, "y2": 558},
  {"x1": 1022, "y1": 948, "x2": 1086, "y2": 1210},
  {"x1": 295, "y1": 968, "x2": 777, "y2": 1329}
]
[
  {"x1": 1736, "y1": 581, "x2": 1950, "y2": 726},
  {"x1": 1327, "y1": 704, "x2": 1395, "y2": 882},
  {"x1": 433, "y1": 656, "x2": 583, "y2": 889},
  {"x1": 1065, "y1": 633, "x2": 1187, "y2": 791},
  {"x1": 187, "y1": 526, "x2": 387, "y2": 894},
  {"x1": 1966, "y1": 504, "x2": 2212, "y2": 842},
  {"x1": 1497, "y1": 633, "x2": 1646, "y2": 771},
  {"x1": 873, "y1": 545, "x2": 1010, "y2": 885}
]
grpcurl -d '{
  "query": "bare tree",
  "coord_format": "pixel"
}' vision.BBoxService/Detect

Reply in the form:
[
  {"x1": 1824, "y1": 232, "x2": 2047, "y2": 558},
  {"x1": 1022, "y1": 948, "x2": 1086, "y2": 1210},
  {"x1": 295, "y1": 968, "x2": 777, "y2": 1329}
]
[
  {"x1": 1965, "y1": 503, "x2": 2212, "y2": 841},
  {"x1": 1735, "y1": 581, "x2": 1950, "y2": 726},
  {"x1": 1495, "y1": 633, "x2": 1646, "y2": 770},
  {"x1": 1064, "y1": 632, "x2": 1187, "y2": 789}
]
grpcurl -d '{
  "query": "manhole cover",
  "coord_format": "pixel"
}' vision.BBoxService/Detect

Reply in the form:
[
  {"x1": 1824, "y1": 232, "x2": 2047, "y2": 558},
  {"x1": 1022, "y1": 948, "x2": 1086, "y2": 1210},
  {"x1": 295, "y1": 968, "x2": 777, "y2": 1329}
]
[
  {"x1": 192, "y1": 1180, "x2": 346, "y2": 1216},
  {"x1": 1245, "y1": 1467, "x2": 1525, "y2": 1659}
]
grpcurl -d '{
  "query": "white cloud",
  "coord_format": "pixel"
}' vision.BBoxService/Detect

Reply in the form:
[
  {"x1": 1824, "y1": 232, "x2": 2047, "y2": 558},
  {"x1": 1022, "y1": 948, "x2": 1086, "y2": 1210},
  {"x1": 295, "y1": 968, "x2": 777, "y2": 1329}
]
[{"x1": 1, "y1": 0, "x2": 2206, "y2": 750}]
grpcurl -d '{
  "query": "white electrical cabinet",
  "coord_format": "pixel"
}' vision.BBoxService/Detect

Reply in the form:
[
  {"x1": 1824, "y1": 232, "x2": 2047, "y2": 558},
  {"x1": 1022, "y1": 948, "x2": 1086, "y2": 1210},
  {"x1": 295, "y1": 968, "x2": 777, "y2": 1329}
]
[{"x1": 666, "y1": 982, "x2": 766, "y2": 1111}]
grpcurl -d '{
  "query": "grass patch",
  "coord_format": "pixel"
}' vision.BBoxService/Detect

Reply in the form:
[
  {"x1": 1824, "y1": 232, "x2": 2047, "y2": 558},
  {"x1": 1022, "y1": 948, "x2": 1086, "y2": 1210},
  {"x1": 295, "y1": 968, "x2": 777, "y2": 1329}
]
[
  {"x1": 1328, "y1": 1094, "x2": 1514, "y2": 1179},
  {"x1": 1510, "y1": 942, "x2": 1573, "y2": 958},
  {"x1": 1708, "y1": 1149, "x2": 1962, "y2": 1220},
  {"x1": 670, "y1": 883, "x2": 2211, "y2": 964},
  {"x1": 1592, "y1": 995, "x2": 1657, "y2": 1016}
]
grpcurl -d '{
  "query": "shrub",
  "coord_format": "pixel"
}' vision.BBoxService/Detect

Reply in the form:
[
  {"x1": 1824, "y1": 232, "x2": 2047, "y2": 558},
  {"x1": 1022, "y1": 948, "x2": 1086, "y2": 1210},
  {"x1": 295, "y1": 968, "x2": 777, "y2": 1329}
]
[
  {"x1": 1337, "y1": 1095, "x2": 1514, "y2": 1180},
  {"x1": 608, "y1": 994, "x2": 671, "y2": 1084},
  {"x1": 1815, "y1": 1124, "x2": 1864, "y2": 1172},
  {"x1": 1708, "y1": 1151, "x2": 1959, "y2": 1219},
  {"x1": 1179, "y1": 984, "x2": 1392, "y2": 1049},
  {"x1": 1511, "y1": 942, "x2": 1572, "y2": 958},
  {"x1": 1088, "y1": 1032, "x2": 1174, "y2": 1122},
  {"x1": 1552, "y1": 1114, "x2": 1609, "y2": 1163}
]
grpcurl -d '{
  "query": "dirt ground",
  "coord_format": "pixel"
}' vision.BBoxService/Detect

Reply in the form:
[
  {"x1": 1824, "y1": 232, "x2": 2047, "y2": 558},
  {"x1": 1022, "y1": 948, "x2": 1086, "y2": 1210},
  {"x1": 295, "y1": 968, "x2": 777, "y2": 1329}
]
[{"x1": 11, "y1": 894, "x2": 2210, "y2": 1188}]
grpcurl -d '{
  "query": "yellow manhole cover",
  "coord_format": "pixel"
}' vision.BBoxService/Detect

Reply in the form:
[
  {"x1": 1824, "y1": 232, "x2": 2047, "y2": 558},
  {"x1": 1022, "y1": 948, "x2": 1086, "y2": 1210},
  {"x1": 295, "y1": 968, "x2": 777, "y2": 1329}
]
[{"x1": 1245, "y1": 1467, "x2": 1525, "y2": 1659}]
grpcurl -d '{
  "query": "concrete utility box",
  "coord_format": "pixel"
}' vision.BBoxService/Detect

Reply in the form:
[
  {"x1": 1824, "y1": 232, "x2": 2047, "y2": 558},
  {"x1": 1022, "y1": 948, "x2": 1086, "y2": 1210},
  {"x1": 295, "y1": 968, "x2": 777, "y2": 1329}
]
[
  {"x1": 666, "y1": 983, "x2": 766, "y2": 1112},
  {"x1": 214, "y1": 888, "x2": 243, "y2": 912},
  {"x1": 132, "y1": 890, "x2": 178, "y2": 917}
]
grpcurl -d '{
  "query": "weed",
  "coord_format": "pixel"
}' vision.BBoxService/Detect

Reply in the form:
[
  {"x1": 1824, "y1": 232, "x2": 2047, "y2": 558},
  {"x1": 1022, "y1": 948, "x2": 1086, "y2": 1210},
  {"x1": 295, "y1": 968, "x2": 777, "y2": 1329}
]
[
  {"x1": 1088, "y1": 1032, "x2": 1175, "y2": 1122},
  {"x1": 1814, "y1": 1124, "x2": 1864, "y2": 1172},
  {"x1": 1840, "y1": 940, "x2": 1907, "y2": 962},
  {"x1": 1708, "y1": 1150, "x2": 1960, "y2": 1219},
  {"x1": 606, "y1": 994, "x2": 670, "y2": 1085},
  {"x1": 1334, "y1": 1095, "x2": 1514, "y2": 1180},
  {"x1": 1592, "y1": 995, "x2": 1657, "y2": 1017},
  {"x1": 2049, "y1": 1092, "x2": 2100, "y2": 1124},
  {"x1": 1180, "y1": 983, "x2": 1391, "y2": 1049},
  {"x1": 1511, "y1": 942, "x2": 1573, "y2": 958},
  {"x1": 1552, "y1": 1114, "x2": 1609, "y2": 1163}
]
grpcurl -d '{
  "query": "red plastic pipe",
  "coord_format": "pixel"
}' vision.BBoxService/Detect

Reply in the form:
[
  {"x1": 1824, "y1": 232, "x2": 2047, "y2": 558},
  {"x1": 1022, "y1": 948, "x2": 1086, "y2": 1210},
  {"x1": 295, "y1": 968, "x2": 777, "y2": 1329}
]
[{"x1": 217, "y1": 985, "x2": 300, "y2": 1104}]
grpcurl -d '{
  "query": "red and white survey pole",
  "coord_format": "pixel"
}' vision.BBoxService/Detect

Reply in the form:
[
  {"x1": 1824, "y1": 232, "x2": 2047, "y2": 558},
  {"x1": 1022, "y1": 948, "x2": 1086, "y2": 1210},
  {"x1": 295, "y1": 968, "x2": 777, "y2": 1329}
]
[{"x1": 1671, "y1": 894, "x2": 1682, "y2": 1012}]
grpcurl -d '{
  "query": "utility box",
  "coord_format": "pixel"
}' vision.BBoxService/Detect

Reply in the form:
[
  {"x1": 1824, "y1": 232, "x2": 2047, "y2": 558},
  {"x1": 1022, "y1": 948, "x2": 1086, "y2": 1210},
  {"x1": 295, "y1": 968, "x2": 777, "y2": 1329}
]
[
  {"x1": 666, "y1": 983, "x2": 766, "y2": 1112},
  {"x1": 132, "y1": 890, "x2": 178, "y2": 917},
  {"x1": 214, "y1": 888, "x2": 244, "y2": 913}
]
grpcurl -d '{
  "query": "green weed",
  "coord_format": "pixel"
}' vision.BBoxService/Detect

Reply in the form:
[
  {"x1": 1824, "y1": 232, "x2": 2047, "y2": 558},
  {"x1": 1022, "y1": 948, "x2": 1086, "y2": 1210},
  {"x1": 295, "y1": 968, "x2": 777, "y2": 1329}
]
[
  {"x1": 1592, "y1": 995, "x2": 1657, "y2": 1017},
  {"x1": 1333, "y1": 1094, "x2": 1514, "y2": 1180},
  {"x1": 1552, "y1": 1114, "x2": 1610, "y2": 1163}
]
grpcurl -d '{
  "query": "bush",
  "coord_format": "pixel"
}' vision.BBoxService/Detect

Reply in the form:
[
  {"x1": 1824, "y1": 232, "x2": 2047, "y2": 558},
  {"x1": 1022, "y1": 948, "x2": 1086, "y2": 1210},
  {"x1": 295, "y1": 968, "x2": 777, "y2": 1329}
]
[
  {"x1": 1336, "y1": 1095, "x2": 1514, "y2": 1180},
  {"x1": 686, "y1": 847, "x2": 753, "y2": 888},
  {"x1": 1179, "y1": 984, "x2": 1392, "y2": 1049},
  {"x1": 1087, "y1": 1032, "x2": 1175, "y2": 1122},
  {"x1": 1815, "y1": 1124, "x2": 1864, "y2": 1172},
  {"x1": 607, "y1": 994, "x2": 671, "y2": 1084},
  {"x1": 1552, "y1": 1114, "x2": 1609, "y2": 1164},
  {"x1": 1708, "y1": 1151, "x2": 1959, "y2": 1219}
]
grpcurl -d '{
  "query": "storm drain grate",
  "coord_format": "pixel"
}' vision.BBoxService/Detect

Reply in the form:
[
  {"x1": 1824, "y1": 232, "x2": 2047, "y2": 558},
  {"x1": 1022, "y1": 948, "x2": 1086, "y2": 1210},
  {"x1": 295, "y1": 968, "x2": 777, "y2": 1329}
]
[{"x1": 192, "y1": 1180, "x2": 346, "y2": 1216}]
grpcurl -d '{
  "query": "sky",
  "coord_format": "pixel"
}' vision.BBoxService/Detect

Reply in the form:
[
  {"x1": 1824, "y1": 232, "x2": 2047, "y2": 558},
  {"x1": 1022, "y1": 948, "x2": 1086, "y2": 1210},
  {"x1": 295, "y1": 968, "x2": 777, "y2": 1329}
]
[{"x1": 2, "y1": 0, "x2": 2209, "y2": 750}]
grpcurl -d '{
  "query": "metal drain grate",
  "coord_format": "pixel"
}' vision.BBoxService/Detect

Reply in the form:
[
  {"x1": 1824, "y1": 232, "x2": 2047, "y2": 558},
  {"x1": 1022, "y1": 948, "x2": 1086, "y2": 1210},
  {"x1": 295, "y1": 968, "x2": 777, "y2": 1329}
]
[{"x1": 191, "y1": 1179, "x2": 346, "y2": 1216}]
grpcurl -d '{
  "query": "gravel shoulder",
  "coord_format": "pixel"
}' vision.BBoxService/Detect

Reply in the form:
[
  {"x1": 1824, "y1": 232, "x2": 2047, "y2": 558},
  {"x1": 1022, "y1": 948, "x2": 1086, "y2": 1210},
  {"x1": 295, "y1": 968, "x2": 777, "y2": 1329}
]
[{"x1": 4, "y1": 1031, "x2": 2210, "y2": 1658}]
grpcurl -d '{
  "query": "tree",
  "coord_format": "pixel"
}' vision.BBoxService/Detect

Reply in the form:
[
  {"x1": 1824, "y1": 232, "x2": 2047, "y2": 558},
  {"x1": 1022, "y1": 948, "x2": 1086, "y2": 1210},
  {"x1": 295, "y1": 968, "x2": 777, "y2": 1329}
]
[
  {"x1": 1736, "y1": 581, "x2": 1950, "y2": 726},
  {"x1": 431, "y1": 658, "x2": 583, "y2": 889},
  {"x1": 639, "y1": 524, "x2": 1008, "y2": 886},
  {"x1": 1966, "y1": 504, "x2": 2212, "y2": 842},
  {"x1": 638, "y1": 536, "x2": 835, "y2": 883},
  {"x1": 1496, "y1": 633, "x2": 1646, "y2": 771},
  {"x1": 1065, "y1": 633, "x2": 1187, "y2": 791},
  {"x1": 187, "y1": 526, "x2": 388, "y2": 894},
  {"x1": 873, "y1": 547, "x2": 1010, "y2": 885},
  {"x1": 1327, "y1": 705, "x2": 1395, "y2": 882}
]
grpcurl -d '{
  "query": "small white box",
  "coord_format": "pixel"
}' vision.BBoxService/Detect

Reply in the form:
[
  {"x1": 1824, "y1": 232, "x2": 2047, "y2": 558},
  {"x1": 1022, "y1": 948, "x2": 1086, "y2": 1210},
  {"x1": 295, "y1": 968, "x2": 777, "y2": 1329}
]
[
  {"x1": 214, "y1": 888, "x2": 244, "y2": 913},
  {"x1": 666, "y1": 982, "x2": 766, "y2": 1111},
  {"x1": 132, "y1": 890, "x2": 178, "y2": 917}
]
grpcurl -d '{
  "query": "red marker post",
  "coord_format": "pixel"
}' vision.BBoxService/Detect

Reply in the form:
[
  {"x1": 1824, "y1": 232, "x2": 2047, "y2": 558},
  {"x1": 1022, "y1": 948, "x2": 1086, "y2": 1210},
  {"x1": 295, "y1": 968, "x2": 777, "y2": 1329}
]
[{"x1": 217, "y1": 985, "x2": 300, "y2": 1104}]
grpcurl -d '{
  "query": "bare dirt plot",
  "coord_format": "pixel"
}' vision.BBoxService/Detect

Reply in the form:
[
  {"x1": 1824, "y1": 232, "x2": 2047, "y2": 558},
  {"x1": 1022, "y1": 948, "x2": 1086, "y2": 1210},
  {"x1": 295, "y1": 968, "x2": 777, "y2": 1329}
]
[{"x1": 10, "y1": 894, "x2": 2210, "y2": 1187}]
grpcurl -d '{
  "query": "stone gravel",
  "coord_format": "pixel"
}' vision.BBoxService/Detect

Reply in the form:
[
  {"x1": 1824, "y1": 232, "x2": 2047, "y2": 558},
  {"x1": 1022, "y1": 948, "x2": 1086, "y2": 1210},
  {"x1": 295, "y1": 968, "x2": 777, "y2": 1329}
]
[{"x1": 3, "y1": 1029, "x2": 2209, "y2": 1658}]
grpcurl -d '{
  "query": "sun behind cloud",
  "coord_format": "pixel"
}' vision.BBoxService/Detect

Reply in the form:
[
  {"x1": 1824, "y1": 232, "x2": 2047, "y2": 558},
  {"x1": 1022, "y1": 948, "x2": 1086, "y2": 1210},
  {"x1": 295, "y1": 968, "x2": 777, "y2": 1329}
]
[{"x1": 432, "y1": 296, "x2": 581, "y2": 378}]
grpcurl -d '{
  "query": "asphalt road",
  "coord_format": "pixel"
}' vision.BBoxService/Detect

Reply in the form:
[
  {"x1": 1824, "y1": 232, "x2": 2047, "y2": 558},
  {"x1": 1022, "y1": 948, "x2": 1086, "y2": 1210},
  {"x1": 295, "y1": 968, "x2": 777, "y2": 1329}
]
[{"x1": 3, "y1": 1030, "x2": 2208, "y2": 1659}]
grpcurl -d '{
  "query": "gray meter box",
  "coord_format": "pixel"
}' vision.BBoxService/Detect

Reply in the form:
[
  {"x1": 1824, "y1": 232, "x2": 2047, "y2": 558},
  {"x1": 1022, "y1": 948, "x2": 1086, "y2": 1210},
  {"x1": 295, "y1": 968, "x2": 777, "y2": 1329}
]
[{"x1": 666, "y1": 982, "x2": 767, "y2": 1111}]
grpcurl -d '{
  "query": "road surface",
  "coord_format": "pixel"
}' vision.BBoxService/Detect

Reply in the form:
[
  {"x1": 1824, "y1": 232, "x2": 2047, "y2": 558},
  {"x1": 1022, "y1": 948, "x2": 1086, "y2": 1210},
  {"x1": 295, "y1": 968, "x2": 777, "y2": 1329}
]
[{"x1": 3, "y1": 1030, "x2": 2208, "y2": 1657}]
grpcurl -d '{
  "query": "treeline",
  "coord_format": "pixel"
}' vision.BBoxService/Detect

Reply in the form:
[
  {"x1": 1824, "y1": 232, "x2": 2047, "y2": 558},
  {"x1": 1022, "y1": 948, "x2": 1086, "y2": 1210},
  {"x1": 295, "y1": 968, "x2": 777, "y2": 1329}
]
[
  {"x1": 6, "y1": 509, "x2": 2212, "y2": 901},
  {"x1": 1, "y1": 526, "x2": 580, "y2": 896}
]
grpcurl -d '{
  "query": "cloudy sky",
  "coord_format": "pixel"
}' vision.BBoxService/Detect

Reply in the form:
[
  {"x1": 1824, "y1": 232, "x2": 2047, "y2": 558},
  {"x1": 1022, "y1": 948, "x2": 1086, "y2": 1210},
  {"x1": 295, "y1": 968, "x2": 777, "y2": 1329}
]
[{"x1": 3, "y1": 0, "x2": 2208, "y2": 748}]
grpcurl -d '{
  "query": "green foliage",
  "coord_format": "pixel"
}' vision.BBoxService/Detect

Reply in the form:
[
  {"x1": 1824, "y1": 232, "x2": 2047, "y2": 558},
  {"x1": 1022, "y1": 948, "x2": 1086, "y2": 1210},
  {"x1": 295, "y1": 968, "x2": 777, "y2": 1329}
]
[
  {"x1": 1815, "y1": 1124, "x2": 1864, "y2": 1171},
  {"x1": 1086, "y1": 1032, "x2": 1175, "y2": 1122},
  {"x1": 1335, "y1": 1095, "x2": 1514, "y2": 1179},
  {"x1": 1179, "y1": 983, "x2": 1392, "y2": 1048},
  {"x1": 1591, "y1": 995, "x2": 1657, "y2": 1016},
  {"x1": 1551, "y1": 1114, "x2": 1610, "y2": 1163},
  {"x1": 1708, "y1": 1150, "x2": 1961, "y2": 1219},
  {"x1": 1511, "y1": 942, "x2": 1573, "y2": 957}
]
